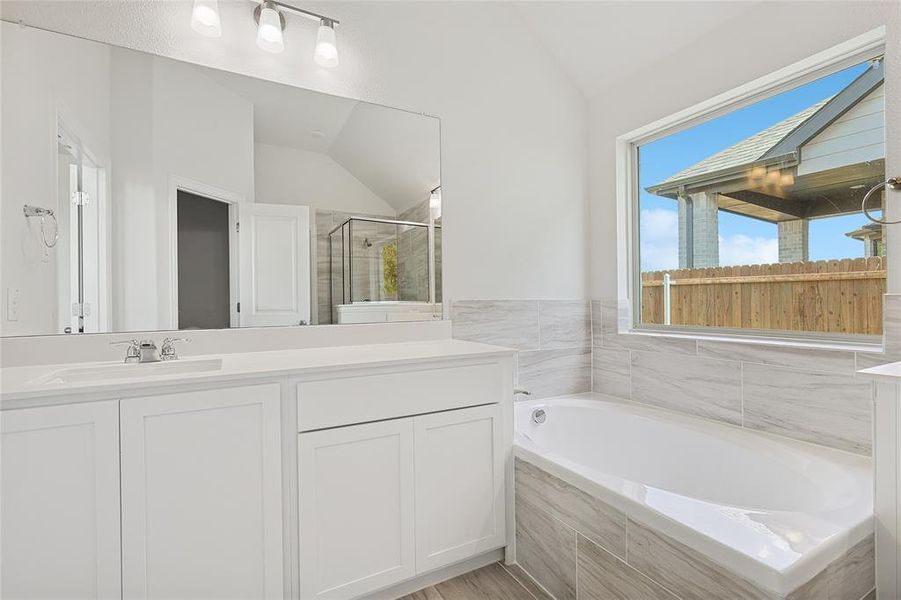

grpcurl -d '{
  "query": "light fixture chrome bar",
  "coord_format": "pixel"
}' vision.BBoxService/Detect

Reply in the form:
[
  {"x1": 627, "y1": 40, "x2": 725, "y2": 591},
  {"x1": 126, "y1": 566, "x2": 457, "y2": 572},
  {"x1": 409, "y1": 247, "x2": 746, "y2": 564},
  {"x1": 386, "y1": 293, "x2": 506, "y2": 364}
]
[{"x1": 251, "y1": 0, "x2": 338, "y2": 25}]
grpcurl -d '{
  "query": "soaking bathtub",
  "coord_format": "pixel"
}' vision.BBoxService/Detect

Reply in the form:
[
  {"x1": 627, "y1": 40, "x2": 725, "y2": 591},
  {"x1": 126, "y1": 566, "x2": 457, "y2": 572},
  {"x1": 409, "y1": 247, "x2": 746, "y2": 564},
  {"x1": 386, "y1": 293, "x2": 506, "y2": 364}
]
[{"x1": 513, "y1": 394, "x2": 873, "y2": 597}]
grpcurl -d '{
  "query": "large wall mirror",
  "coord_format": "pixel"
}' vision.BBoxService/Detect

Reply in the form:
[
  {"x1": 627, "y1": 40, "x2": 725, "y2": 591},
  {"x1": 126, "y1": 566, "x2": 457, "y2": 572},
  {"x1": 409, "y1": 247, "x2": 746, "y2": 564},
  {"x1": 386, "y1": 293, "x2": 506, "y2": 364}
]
[{"x1": 1, "y1": 21, "x2": 442, "y2": 337}]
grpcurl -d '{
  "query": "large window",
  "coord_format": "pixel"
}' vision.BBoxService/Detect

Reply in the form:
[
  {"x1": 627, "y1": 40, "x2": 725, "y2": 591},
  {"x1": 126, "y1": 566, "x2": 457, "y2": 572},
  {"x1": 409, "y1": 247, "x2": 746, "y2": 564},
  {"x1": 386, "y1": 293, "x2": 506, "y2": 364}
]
[{"x1": 635, "y1": 52, "x2": 886, "y2": 339}]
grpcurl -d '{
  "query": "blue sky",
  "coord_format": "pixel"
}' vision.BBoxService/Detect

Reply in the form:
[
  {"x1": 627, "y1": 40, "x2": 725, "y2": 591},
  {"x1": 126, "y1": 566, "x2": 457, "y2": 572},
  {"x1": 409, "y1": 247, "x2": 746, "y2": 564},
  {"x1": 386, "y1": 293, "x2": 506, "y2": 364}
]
[{"x1": 638, "y1": 61, "x2": 876, "y2": 272}]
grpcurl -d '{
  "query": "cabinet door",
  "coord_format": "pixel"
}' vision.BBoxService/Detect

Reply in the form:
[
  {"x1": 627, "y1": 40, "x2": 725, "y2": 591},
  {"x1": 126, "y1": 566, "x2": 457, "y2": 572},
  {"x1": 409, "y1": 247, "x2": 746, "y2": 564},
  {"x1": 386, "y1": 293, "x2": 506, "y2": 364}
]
[
  {"x1": 414, "y1": 404, "x2": 505, "y2": 572},
  {"x1": 298, "y1": 419, "x2": 415, "y2": 599},
  {"x1": 121, "y1": 384, "x2": 283, "y2": 599},
  {"x1": 1, "y1": 400, "x2": 121, "y2": 599}
]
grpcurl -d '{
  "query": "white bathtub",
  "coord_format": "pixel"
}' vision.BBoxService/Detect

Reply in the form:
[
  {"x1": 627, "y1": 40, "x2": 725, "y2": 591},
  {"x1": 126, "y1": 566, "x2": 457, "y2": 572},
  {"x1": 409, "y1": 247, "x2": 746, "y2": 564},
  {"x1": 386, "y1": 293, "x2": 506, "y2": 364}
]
[{"x1": 513, "y1": 394, "x2": 873, "y2": 595}]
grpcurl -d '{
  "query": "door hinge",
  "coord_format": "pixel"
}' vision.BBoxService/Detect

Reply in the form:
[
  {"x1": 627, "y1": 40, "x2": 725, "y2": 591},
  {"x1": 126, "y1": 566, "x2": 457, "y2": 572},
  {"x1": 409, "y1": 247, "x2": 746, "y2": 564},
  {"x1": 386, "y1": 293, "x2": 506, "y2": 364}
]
[
  {"x1": 236, "y1": 221, "x2": 240, "y2": 233},
  {"x1": 71, "y1": 191, "x2": 90, "y2": 206},
  {"x1": 237, "y1": 302, "x2": 241, "y2": 313}
]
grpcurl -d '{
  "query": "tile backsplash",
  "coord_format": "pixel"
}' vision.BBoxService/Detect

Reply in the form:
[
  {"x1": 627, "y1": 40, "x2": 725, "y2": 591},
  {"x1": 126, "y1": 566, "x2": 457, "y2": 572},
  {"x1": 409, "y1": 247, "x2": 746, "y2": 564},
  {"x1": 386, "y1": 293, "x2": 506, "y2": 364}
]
[
  {"x1": 451, "y1": 299, "x2": 591, "y2": 399},
  {"x1": 450, "y1": 295, "x2": 901, "y2": 455},
  {"x1": 591, "y1": 297, "x2": 895, "y2": 455}
]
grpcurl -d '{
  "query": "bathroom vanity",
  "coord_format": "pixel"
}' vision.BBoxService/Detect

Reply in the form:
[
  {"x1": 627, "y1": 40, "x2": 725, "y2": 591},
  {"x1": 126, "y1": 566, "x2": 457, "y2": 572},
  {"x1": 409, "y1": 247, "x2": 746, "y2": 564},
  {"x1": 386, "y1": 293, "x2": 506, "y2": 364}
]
[{"x1": 0, "y1": 340, "x2": 515, "y2": 599}]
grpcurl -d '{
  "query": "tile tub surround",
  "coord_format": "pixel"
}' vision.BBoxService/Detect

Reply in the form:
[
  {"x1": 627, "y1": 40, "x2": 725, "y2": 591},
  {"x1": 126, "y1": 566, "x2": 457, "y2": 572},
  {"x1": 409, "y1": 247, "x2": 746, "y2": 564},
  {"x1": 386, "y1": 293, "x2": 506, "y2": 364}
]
[
  {"x1": 514, "y1": 457, "x2": 875, "y2": 600},
  {"x1": 590, "y1": 297, "x2": 885, "y2": 455},
  {"x1": 451, "y1": 300, "x2": 591, "y2": 399}
]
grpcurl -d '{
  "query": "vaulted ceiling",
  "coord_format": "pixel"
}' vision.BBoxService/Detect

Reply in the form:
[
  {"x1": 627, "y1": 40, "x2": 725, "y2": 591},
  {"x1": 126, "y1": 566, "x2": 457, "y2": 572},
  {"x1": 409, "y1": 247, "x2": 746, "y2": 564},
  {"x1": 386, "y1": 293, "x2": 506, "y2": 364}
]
[{"x1": 513, "y1": 2, "x2": 760, "y2": 98}]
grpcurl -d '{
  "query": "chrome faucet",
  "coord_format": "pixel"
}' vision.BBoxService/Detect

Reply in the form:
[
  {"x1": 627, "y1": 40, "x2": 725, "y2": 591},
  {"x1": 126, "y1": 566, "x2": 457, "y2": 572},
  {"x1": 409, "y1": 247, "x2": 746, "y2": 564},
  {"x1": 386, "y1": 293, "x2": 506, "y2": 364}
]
[
  {"x1": 110, "y1": 339, "x2": 161, "y2": 364},
  {"x1": 160, "y1": 337, "x2": 190, "y2": 361}
]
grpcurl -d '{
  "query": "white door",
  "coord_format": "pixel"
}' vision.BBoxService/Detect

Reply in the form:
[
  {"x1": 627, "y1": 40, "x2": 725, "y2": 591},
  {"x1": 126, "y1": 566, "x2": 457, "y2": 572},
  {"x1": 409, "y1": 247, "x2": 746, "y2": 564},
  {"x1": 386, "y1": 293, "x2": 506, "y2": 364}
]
[
  {"x1": 121, "y1": 384, "x2": 284, "y2": 599},
  {"x1": 1, "y1": 400, "x2": 121, "y2": 599},
  {"x1": 239, "y1": 203, "x2": 311, "y2": 327},
  {"x1": 298, "y1": 419, "x2": 415, "y2": 599},
  {"x1": 414, "y1": 404, "x2": 505, "y2": 572}
]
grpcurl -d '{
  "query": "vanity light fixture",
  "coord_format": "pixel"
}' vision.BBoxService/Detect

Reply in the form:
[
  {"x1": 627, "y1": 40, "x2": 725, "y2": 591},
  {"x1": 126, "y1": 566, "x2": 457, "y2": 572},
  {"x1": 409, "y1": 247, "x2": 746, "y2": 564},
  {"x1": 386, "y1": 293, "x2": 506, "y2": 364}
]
[
  {"x1": 193, "y1": 0, "x2": 341, "y2": 66},
  {"x1": 314, "y1": 18, "x2": 339, "y2": 68},
  {"x1": 255, "y1": 1, "x2": 286, "y2": 53},
  {"x1": 190, "y1": 0, "x2": 222, "y2": 38}
]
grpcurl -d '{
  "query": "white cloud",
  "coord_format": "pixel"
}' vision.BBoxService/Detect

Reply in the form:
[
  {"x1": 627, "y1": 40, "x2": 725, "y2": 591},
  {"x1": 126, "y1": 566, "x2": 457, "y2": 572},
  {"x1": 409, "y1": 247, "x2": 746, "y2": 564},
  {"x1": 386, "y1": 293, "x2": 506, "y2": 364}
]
[
  {"x1": 639, "y1": 208, "x2": 679, "y2": 271},
  {"x1": 640, "y1": 207, "x2": 778, "y2": 271},
  {"x1": 718, "y1": 234, "x2": 778, "y2": 266}
]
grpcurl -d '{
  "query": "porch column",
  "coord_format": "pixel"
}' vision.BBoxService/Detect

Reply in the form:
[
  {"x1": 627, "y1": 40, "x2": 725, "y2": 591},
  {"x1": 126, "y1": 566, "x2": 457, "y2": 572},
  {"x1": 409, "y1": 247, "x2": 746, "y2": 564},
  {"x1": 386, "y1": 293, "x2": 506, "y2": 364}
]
[
  {"x1": 778, "y1": 219, "x2": 809, "y2": 263},
  {"x1": 688, "y1": 191, "x2": 720, "y2": 268}
]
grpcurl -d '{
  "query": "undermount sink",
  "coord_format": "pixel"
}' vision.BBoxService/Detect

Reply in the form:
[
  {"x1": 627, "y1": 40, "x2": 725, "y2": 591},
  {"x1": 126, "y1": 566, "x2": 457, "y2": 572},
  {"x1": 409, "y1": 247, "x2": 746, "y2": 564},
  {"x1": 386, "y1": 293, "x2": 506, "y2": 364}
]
[{"x1": 35, "y1": 358, "x2": 224, "y2": 385}]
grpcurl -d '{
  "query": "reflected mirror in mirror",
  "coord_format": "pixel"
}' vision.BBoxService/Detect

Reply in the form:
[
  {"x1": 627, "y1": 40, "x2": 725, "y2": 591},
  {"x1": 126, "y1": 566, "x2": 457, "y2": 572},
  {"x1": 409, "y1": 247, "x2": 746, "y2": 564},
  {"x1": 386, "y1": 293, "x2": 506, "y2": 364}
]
[{"x1": 1, "y1": 21, "x2": 442, "y2": 337}]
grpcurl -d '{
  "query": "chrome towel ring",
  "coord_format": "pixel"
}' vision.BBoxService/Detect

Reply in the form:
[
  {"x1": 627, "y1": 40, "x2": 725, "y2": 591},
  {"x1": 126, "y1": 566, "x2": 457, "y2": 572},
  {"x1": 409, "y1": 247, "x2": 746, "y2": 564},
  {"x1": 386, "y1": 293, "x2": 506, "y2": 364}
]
[
  {"x1": 862, "y1": 176, "x2": 901, "y2": 225},
  {"x1": 23, "y1": 204, "x2": 59, "y2": 248}
]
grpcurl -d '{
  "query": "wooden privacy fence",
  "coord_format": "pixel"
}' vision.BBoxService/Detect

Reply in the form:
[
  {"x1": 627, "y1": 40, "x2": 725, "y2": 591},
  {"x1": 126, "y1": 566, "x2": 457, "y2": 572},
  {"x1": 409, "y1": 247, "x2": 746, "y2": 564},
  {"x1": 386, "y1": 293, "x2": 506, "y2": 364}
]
[{"x1": 641, "y1": 257, "x2": 886, "y2": 335}]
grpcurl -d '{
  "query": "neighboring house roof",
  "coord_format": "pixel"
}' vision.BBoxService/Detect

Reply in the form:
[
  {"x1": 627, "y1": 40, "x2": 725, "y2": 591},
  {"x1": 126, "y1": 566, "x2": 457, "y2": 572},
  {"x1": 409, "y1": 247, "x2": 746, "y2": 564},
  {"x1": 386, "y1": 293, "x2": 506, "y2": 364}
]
[
  {"x1": 845, "y1": 223, "x2": 883, "y2": 241},
  {"x1": 647, "y1": 60, "x2": 885, "y2": 197},
  {"x1": 650, "y1": 100, "x2": 829, "y2": 188}
]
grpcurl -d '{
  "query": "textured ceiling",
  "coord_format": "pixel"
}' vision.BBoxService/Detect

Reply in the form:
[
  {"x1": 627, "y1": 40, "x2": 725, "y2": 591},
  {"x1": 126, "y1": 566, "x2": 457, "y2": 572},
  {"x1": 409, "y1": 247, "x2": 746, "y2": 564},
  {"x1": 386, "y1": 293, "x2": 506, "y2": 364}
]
[
  {"x1": 1, "y1": 1, "x2": 761, "y2": 101},
  {"x1": 514, "y1": 1, "x2": 760, "y2": 98}
]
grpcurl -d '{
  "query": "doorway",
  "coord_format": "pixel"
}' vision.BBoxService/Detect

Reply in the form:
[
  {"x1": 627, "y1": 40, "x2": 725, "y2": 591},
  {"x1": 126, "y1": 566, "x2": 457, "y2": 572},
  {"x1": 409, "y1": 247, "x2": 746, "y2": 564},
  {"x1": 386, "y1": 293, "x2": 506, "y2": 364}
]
[{"x1": 176, "y1": 190, "x2": 232, "y2": 329}]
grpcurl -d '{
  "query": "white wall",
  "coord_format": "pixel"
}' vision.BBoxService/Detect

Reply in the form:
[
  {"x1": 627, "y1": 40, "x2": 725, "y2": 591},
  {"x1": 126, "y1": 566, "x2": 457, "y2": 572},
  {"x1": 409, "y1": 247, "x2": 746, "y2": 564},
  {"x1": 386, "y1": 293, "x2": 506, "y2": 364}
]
[
  {"x1": 588, "y1": 1, "x2": 901, "y2": 299},
  {"x1": 110, "y1": 46, "x2": 255, "y2": 331},
  {"x1": 254, "y1": 143, "x2": 394, "y2": 216},
  {"x1": 0, "y1": 0, "x2": 590, "y2": 305},
  {"x1": 0, "y1": 22, "x2": 112, "y2": 336}
]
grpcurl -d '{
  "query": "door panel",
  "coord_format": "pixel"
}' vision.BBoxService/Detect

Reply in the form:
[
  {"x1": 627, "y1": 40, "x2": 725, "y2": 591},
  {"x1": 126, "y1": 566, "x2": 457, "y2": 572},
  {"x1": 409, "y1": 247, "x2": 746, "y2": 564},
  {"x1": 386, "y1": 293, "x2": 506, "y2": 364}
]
[{"x1": 239, "y1": 203, "x2": 310, "y2": 327}]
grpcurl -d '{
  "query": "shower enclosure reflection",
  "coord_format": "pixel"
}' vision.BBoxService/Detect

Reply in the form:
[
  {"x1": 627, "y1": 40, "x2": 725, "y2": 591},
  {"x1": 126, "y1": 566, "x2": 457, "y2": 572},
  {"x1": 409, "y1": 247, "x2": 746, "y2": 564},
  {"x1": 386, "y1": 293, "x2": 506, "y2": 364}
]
[{"x1": 327, "y1": 216, "x2": 442, "y2": 324}]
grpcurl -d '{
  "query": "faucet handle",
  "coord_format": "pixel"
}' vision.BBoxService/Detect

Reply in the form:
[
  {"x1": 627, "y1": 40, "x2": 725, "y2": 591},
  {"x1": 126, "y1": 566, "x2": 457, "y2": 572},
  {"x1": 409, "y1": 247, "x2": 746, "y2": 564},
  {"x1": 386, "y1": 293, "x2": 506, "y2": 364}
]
[
  {"x1": 111, "y1": 339, "x2": 140, "y2": 363},
  {"x1": 160, "y1": 337, "x2": 190, "y2": 361}
]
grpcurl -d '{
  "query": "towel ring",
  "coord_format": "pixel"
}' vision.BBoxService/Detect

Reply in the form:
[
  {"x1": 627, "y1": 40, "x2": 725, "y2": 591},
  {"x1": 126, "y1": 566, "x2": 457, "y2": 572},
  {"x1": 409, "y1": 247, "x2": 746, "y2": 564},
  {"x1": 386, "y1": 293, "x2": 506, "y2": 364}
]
[
  {"x1": 862, "y1": 177, "x2": 901, "y2": 225},
  {"x1": 23, "y1": 204, "x2": 60, "y2": 248}
]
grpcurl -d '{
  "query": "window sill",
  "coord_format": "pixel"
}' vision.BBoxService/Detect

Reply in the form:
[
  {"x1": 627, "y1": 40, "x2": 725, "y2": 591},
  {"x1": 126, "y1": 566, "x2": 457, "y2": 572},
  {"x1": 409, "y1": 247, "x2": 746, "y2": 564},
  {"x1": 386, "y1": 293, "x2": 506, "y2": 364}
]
[{"x1": 625, "y1": 326, "x2": 884, "y2": 354}]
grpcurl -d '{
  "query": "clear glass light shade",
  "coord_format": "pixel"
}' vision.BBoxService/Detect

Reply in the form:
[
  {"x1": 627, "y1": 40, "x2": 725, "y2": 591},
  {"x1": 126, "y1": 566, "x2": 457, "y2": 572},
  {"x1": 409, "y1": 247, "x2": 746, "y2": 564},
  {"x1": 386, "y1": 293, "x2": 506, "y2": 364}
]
[
  {"x1": 256, "y1": 6, "x2": 285, "y2": 53},
  {"x1": 190, "y1": 0, "x2": 222, "y2": 38},
  {"x1": 314, "y1": 20, "x2": 339, "y2": 68}
]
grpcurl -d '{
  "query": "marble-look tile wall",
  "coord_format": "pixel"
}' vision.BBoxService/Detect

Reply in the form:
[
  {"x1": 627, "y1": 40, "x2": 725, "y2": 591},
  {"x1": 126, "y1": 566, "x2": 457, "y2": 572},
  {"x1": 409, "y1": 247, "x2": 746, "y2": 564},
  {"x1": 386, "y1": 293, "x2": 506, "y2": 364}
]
[
  {"x1": 451, "y1": 299, "x2": 591, "y2": 399},
  {"x1": 588, "y1": 296, "x2": 901, "y2": 455},
  {"x1": 514, "y1": 457, "x2": 875, "y2": 600}
]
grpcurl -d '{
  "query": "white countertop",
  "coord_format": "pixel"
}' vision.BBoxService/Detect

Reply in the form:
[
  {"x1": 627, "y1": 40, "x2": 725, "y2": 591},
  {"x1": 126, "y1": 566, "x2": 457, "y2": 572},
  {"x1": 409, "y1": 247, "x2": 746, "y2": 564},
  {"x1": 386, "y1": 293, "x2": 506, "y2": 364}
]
[
  {"x1": 858, "y1": 360, "x2": 901, "y2": 382},
  {"x1": 0, "y1": 339, "x2": 514, "y2": 407}
]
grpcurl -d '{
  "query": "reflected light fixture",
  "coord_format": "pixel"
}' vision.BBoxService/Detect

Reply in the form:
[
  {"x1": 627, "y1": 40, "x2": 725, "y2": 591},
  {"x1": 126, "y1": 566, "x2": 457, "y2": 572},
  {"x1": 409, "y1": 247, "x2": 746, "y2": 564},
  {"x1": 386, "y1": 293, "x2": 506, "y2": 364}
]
[
  {"x1": 190, "y1": 0, "x2": 222, "y2": 38},
  {"x1": 255, "y1": 1, "x2": 286, "y2": 53},
  {"x1": 314, "y1": 19, "x2": 339, "y2": 68}
]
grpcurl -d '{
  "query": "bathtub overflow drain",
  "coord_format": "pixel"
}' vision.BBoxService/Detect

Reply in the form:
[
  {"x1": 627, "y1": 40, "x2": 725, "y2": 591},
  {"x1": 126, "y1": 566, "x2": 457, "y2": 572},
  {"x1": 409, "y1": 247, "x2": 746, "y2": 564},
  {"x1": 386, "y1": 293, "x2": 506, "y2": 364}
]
[{"x1": 531, "y1": 409, "x2": 547, "y2": 424}]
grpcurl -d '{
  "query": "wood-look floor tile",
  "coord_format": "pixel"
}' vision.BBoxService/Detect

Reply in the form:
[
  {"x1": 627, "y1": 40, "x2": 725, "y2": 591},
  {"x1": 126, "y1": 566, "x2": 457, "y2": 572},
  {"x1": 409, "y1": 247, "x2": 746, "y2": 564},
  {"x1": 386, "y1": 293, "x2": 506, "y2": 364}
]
[
  {"x1": 500, "y1": 562, "x2": 554, "y2": 600},
  {"x1": 433, "y1": 563, "x2": 536, "y2": 600}
]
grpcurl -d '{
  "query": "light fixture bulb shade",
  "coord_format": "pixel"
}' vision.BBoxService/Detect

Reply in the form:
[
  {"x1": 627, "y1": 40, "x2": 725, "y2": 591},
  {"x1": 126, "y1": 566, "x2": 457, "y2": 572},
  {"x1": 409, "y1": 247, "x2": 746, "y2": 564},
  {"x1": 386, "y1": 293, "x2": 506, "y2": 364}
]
[
  {"x1": 190, "y1": 0, "x2": 222, "y2": 38},
  {"x1": 314, "y1": 20, "x2": 339, "y2": 68},
  {"x1": 256, "y1": 6, "x2": 285, "y2": 53}
]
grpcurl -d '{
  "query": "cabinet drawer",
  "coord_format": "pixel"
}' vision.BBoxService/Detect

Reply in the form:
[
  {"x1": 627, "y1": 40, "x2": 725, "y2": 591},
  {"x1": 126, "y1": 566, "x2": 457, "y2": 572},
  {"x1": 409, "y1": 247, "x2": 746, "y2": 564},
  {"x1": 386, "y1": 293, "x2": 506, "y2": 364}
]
[{"x1": 297, "y1": 361, "x2": 502, "y2": 431}]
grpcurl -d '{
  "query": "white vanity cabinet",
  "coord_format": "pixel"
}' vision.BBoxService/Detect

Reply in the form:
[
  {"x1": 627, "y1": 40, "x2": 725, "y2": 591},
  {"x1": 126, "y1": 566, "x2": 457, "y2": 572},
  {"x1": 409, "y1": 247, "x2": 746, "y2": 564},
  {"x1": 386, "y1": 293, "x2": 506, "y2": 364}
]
[
  {"x1": 0, "y1": 340, "x2": 514, "y2": 600},
  {"x1": 1, "y1": 400, "x2": 122, "y2": 600},
  {"x1": 120, "y1": 383, "x2": 284, "y2": 600},
  {"x1": 414, "y1": 404, "x2": 505, "y2": 572},
  {"x1": 298, "y1": 402, "x2": 505, "y2": 599},
  {"x1": 298, "y1": 418, "x2": 417, "y2": 599}
]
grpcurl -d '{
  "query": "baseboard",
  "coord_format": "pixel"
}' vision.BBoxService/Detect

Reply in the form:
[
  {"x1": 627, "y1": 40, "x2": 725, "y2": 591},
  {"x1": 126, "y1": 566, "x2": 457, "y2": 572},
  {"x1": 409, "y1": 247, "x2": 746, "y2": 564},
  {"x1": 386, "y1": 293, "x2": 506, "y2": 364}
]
[{"x1": 364, "y1": 548, "x2": 505, "y2": 600}]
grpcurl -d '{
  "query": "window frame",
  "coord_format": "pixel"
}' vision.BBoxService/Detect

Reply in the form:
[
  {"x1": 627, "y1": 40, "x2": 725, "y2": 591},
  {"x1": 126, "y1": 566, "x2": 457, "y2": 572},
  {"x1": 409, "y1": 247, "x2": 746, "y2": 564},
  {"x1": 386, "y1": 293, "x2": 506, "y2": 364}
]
[{"x1": 615, "y1": 26, "x2": 888, "y2": 348}]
